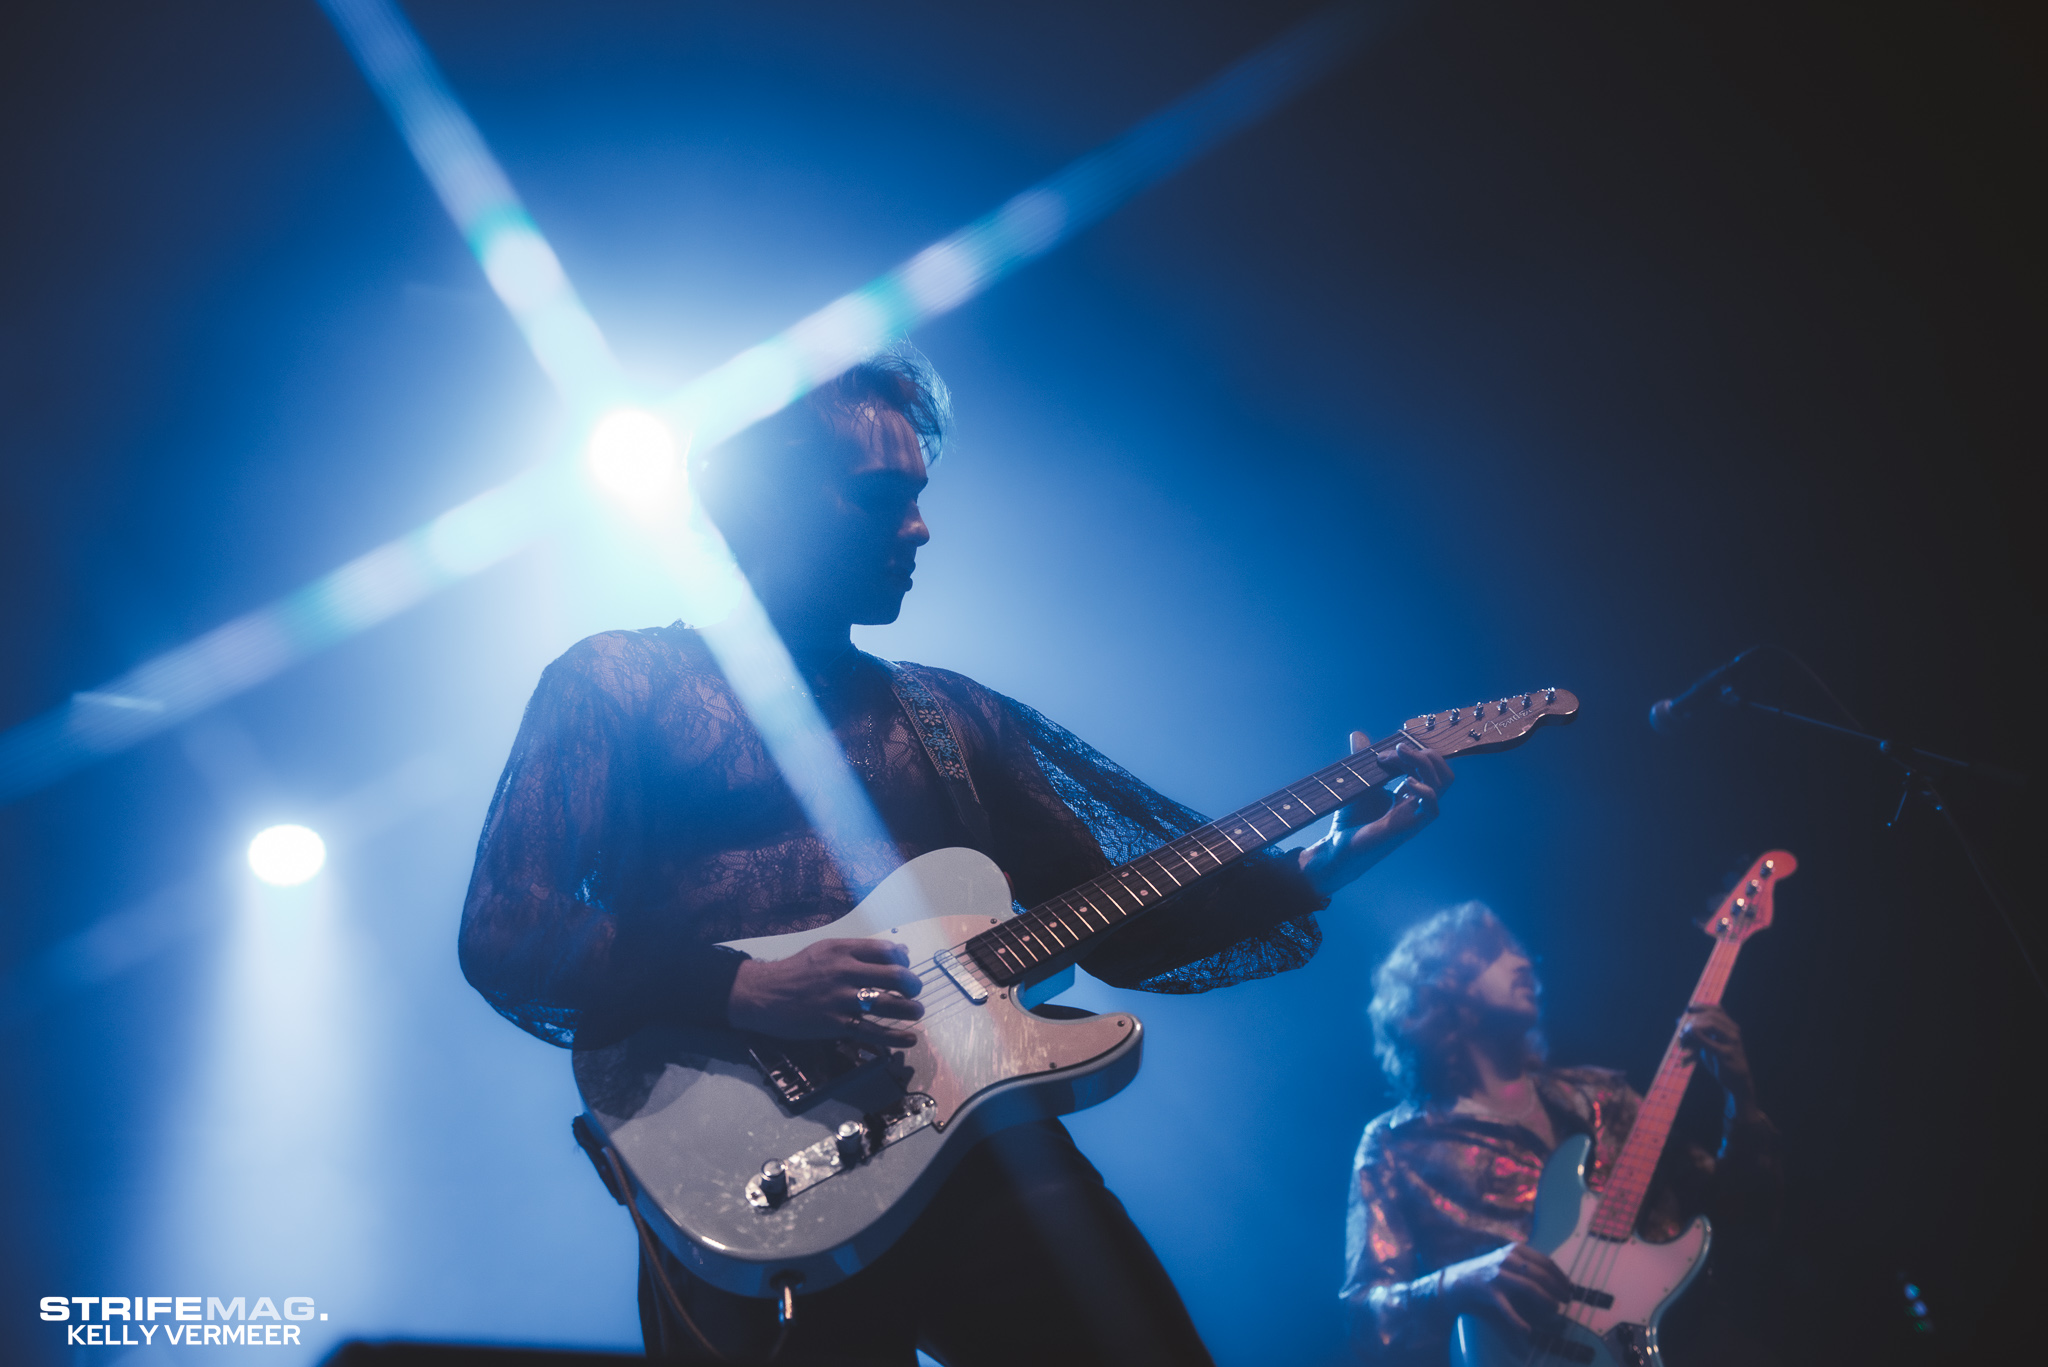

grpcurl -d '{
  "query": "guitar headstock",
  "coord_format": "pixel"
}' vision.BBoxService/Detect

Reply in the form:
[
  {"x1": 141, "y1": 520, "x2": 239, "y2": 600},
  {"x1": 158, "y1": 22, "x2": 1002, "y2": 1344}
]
[
  {"x1": 1703, "y1": 849, "x2": 1797, "y2": 944},
  {"x1": 1400, "y1": 688, "x2": 1580, "y2": 759}
]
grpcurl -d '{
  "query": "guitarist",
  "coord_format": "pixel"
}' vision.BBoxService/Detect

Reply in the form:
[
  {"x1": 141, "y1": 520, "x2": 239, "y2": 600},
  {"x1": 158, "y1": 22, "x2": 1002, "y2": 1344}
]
[
  {"x1": 1342, "y1": 903, "x2": 1783, "y2": 1363},
  {"x1": 459, "y1": 347, "x2": 1455, "y2": 1365}
]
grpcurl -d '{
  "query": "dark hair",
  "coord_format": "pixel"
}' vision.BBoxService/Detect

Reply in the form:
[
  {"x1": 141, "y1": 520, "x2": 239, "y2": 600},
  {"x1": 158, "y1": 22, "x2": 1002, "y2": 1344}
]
[
  {"x1": 1368, "y1": 902, "x2": 1544, "y2": 1103},
  {"x1": 692, "y1": 344, "x2": 952, "y2": 523}
]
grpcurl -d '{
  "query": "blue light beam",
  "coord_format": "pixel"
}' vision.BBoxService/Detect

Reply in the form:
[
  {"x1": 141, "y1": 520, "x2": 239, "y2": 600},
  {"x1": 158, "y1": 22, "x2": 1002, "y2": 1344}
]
[
  {"x1": 319, "y1": 0, "x2": 621, "y2": 401},
  {"x1": 0, "y1": 0, "x2": 1404, "y2": 808}
]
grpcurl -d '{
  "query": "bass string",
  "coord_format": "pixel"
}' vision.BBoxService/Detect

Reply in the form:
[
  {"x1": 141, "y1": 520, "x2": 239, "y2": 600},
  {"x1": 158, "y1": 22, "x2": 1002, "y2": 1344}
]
[{"x1": 1550, "y1": 929, "x2": 1752, "y2": 1352}]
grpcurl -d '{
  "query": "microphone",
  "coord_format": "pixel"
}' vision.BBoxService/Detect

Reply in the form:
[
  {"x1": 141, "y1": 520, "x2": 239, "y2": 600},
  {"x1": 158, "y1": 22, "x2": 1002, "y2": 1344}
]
[{"x1": 1648, "y1": 648, "x2": 1760, "y2": 733}]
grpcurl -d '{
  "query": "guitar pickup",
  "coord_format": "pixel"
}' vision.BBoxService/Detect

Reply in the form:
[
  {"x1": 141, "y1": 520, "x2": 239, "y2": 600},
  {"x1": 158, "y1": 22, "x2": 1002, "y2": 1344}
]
[
  {"x1": 748, "y1": 1038, "x2": 883, "y2": 1107},
  {"x1": 934, "y1": 948, "x2": 990, "y2": 1004},
  {"x1": 1568, "y1": 1284, "x2": 1615, "y2": 1310}
]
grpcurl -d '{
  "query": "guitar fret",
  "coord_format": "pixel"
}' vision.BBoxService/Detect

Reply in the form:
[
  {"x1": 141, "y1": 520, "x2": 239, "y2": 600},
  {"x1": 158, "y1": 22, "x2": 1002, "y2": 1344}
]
[
  {"x1": 1174, "y1": 840, "x2": 1222, "y2": 876},
  {"x1": 1091, "y1": 878, "x2": 1144, "y2": 917},
  {"x1": 1337, "y1": 756, "x2": 1384, "y2": 785},
  {"x1": 983, "y1": 929, "x2": 1030, "y2": 975},
  {"x1": 1220, "y1": 811, "x2": 1269, "y2": 844},
  {"x1": 1592, "y1": 880, "x2": 1771, "y2": 1238},
  {"x1": 1132, "y1": 851, "x2": 1180, "y2": 889},
  {"x1": 1269, "y1": 792, "x2": 1312, "y2": 824},
  {"x1": 955, "y1": 701, "x2": 1576, "y2": 990},
  {"x1": 1302, "y1": 773, "x2": 1346, "y2": 805},
  {"x1": 1016, "y1": 920, "x2": 1059, "y2": 960},
  {"x1": 1115, "y1": 865, "x2": 1166, "y2": 903},
  {"x1": 1037, "y1": 903, "x2": 1083, "y2": 945},
  {"x1": 1081, "y1": 892, "x2": 1124, "y2": 929},
  {"x1": 1250, "y1": 798, "x2": 1292, "y2": 830},
  {"x1": 1065, "y1": 891, "x2": 1113, "y2": 931}
]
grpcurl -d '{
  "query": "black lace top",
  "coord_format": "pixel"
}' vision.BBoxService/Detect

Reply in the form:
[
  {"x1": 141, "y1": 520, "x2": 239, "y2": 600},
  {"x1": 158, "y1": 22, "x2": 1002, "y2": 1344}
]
[{"x1": 458, "y1": 625, "x2": 1329, "y2": 1048}]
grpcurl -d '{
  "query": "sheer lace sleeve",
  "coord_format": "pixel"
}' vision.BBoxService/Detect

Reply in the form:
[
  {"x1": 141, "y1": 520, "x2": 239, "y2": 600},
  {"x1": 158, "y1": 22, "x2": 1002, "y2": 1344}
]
[
  {"x1": 457, "y1": 633, "x2": 743, "y2": 1048},
  {"x1": 916, "y1": 669, "x2": 1328, "y2": 993}
]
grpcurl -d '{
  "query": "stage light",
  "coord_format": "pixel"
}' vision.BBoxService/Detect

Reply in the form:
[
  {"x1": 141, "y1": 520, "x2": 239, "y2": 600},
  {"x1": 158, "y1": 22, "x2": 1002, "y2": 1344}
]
[
  {"x1": 247, "y1": 825, "x2": 327, "y2": 886},
  {"x1": 2, "y1": 0, "x2": 1393, "y2": 811},
  {"x1": 587, "y1": 407, "x2": 683, "y2": 511}
]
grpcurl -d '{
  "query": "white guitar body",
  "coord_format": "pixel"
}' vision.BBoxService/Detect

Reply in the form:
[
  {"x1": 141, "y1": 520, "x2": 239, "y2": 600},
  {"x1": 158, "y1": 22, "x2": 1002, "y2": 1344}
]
[
  {"x1": 573, "y1": 848, "x2": 1142, "y2": 1298},
  {"x1": 569, "y1": 690, "x2": 1582, "y2": 1301},
  {"x1": 1452, "y1": 1134, "x2": 1709, "y2": 1366}
]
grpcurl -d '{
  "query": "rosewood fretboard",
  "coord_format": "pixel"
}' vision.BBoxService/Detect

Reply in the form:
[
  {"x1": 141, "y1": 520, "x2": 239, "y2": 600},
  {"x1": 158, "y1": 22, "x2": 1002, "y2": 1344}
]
[{"x1": 960, "y1": 688, "x2": 1577, "y2": 988}]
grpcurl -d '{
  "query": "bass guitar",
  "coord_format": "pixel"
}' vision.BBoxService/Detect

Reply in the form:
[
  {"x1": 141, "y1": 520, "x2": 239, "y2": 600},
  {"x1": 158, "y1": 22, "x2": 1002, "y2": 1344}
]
[
  {"x1": 1452, "y1": 847, "x2": 1796, "y2": 1367},
  {"x1": 574, "y1": 688, "x2": 1579, "y2": 1300}
]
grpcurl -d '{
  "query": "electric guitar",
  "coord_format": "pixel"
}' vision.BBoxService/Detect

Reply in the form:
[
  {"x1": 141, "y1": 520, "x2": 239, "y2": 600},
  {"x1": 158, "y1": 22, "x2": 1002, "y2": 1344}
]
[
  {"x1": 574, "y1": 688, "x2": 1579, "y2": 1299},
  {"x1": 1452, "y1": 848, "x2": 1796, "y2": 1367}
]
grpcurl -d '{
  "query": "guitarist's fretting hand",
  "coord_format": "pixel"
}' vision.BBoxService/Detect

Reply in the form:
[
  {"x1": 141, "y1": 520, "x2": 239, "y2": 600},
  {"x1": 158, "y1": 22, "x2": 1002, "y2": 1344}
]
[
  {"x1": 1299, "y1": 732, "x2": 1455, "y2": 897},
  {"x1": 728, "y1": 939, "x2": 926, "y2": 1049},
  {"x1": 1680, "y1": 1004, "x2": 1761, "y2": 1119},
  {"x1": 1435, "y1": 1242, "x2": 1574, "y2": 1340}
]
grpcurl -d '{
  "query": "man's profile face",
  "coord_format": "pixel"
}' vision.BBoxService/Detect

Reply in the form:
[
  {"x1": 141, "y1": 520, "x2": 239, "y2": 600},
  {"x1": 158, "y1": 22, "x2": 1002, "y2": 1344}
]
[
  {"x1": 779, "y1": 403, "x2": 931, "y2": 626},
  {"x1": 1467, "y1": 948, "x2": 1541, "y2": 1026}
]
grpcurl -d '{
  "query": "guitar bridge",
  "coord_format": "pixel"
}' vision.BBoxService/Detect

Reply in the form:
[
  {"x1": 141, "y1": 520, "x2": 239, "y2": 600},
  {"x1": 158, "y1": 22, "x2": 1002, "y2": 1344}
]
[
  {"x1": 748, "y1": 1038, "x2": 885, "y2": 1108},
  {"x1": 745, "y1": 1094, "x2": 938, "y2": 1211}
]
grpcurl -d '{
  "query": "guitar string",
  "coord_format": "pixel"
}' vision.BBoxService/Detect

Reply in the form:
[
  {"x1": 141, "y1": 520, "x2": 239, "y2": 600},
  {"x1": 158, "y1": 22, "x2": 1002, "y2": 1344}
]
[
  {"x1": 1495, "y1": 907, "x2": 1746, "y2": 1359},
  {"x1": 928, "y1": 729, "x2": 1430, "y2": 978},
  {"x1": 887, "y1": 716, "x2": 1549, "y2": 1036},
  {"x1": 889, "y1": 736, "x2": 1424, "y2": 1034},
  {"x1": 1488, "y1": 896, "x2": 1753, "y2": 1358},
  {"x1": 1559, "y1": 953, "x2": 1722, "y2": 1336}
]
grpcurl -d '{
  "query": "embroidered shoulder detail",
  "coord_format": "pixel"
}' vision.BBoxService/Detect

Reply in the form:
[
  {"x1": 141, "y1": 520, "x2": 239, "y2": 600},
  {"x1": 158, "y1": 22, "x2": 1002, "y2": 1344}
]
[{"x1": 887, "y1": 663, "x2": 973, "y2": 782}]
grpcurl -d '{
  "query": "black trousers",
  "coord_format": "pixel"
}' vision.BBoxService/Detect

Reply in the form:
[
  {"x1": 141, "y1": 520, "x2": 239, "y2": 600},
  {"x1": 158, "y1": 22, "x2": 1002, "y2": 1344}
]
[{"x1": 638, "y1": 1119, "x2": 1214, "y2": 1366}]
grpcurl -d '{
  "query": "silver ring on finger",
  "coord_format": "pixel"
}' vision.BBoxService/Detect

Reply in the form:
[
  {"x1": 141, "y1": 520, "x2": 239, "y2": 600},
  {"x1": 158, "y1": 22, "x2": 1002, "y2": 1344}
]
[{"x1": 856, "y1": 986, "x2": 883, "y2": 1014}]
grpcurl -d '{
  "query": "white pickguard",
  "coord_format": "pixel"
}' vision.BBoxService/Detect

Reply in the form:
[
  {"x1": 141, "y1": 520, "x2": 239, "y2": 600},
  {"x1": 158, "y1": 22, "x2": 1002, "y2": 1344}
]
[
  {"x1": 1454, "y1": 1134, "x2": 1711, "y2": 1367},
  {"x1": 577, "y1": 848, "x2": 1133, "y2": 1296},
  {"x1": 1543, "y1": 1192, "x2": 1708, "y2": 1339}
]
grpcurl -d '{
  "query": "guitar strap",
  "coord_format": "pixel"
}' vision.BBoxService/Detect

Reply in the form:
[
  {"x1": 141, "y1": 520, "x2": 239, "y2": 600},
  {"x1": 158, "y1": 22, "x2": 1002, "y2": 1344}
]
[{"x1": 881, "y1": 660, "x2": 995, "y2": 856}]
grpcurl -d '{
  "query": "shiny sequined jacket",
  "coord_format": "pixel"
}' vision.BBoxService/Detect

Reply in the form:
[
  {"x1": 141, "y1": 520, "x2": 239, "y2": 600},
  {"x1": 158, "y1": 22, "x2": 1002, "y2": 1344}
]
[
  {"x1": 458, "y1": 625, "x2": 1331, "y2": 1048},
  {"x1": 1341, "y1": 1066, "x2": 1782, "y2": 1362}
]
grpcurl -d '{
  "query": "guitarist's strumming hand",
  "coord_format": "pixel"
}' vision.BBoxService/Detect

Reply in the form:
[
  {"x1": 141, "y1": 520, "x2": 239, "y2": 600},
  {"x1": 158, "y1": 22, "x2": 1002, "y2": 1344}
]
[
  {"x1": 1433, "y1": 1242, "x2": 1573, "y2": 1340},
  {"x1": 1299, "y1": 731, "x2": 1454, "y2": 897},
  {"x1": 728, "y1": 939, "x2": 925, "y2": 1049}
]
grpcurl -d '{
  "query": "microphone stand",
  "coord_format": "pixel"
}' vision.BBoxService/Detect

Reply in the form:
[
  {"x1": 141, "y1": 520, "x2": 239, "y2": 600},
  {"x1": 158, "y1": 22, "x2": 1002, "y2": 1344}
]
[{"x1": 1716, "y1": 685, "x2": 2043, "y2": 1000}]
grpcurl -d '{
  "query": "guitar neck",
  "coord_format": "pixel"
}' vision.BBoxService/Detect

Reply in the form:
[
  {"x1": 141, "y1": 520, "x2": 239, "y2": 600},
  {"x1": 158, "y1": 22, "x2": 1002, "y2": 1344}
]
[
  {"x1": 962, "y1": 740, "x2": 1410, "y2": 987},
  {"x1": 1585, "y1": 933, "x2": 1748, "y2": 1240},
  {"x1": 960, "y1": 687, "x2": 1578, "y2": 989}
]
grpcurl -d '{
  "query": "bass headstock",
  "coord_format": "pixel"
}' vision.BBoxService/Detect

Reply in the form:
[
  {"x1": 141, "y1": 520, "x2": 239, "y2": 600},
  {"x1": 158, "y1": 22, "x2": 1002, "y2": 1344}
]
[
  {"x1": 1401, "y1": 688, "x2": 1580, "y2": 759},
  {"x1": 1704, "y1": 849, "x2": 1797, "y2": 944}
]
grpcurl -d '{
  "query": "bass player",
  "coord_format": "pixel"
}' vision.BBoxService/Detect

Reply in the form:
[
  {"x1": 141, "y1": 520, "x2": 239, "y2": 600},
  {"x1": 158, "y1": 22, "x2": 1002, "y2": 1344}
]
[
  {"x1": 458, "y1": 347, "x2": 1455, "y2": 1365},
  {"x1": 1343, "y1": 903, "x2": 1783, "y2": 1363}
]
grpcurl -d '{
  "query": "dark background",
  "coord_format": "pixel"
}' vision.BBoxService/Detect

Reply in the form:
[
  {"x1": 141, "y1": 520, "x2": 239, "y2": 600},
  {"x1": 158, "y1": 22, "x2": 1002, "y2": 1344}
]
[{"x1": 1, "y1": 2, "x2": 2038, "y2": 1363}]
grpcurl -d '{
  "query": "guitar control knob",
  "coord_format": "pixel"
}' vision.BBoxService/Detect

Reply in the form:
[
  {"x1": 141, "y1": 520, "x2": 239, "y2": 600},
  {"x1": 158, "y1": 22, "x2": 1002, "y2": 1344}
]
[
  {"x1": 759, "y1": 1161, "x2": 789, "y2": 1206},
  {"x1": 835, "y1": 1121, "x2": 867, "y2": 1166}
]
